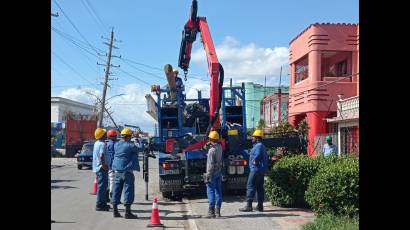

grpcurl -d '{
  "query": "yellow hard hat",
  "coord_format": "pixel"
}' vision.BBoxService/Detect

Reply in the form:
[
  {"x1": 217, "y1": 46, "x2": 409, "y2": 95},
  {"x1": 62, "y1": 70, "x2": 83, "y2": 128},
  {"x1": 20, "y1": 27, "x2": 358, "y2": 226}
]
[
  {"x1": 252, "y1": 129, "x2": 264, "y2": 138},
  {"x1": 120, "y1": 128, "x2": 133, "y2": 136},
  {"x1": 208, "y1": 131, "x2": 220, "y2": 140},
  {"x1": 94, "y1": 128, "x2": 107, "y2": 139}
]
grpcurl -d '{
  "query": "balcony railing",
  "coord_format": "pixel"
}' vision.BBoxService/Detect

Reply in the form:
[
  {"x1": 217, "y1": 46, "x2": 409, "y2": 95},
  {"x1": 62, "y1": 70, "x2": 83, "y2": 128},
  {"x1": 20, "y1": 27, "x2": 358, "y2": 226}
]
[{"x1": 337, "y1": 96, "x2": 359, "y2": 119}]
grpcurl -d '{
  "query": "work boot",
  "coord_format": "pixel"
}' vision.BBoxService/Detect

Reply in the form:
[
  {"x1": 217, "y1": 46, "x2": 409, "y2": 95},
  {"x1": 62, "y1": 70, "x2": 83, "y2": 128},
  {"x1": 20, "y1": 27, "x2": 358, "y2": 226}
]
[
  {"x1": 124, "y1": 205, "x2": 138, "y2": 219},
  {"x1": 215, "y1": 207, "x2": 221, "y2": 218},
  {"x1": 96, "y1": 203, "x2": 110, "y2": 211},
  {"x1": 113, "y1": 205, "x2": 121, "y2": 218},
  {"x1": 239, "y1": 201, "x2": 253, "y2": 212},
  {"x1": 256, "y1": 202, "x2": 264, "y2": 212},
  {"x1": 206, "y1": 207, "x2": 216, "y2": 218}
]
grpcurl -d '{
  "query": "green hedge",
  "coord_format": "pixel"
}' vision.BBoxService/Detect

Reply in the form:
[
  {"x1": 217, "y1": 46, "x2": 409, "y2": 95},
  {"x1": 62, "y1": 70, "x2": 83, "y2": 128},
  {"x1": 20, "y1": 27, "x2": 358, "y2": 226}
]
[
  {"x1": 265, "y1": 154, "x2": 352, "y2": 209},
  {"x1": 265, "y1": 155, "x2": 323, "y2": 207},
  {"x1": 305, "y1": 156, "x2": 359, "y2": 218},
  {"x1": 303, "y1": 214, "x2": 359, "y2": 230}
]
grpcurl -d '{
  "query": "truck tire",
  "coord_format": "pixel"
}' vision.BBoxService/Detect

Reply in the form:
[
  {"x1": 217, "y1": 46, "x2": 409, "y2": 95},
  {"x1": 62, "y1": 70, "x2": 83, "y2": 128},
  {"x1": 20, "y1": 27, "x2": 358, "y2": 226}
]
[{"x1": 77, "y1": 165, "x2": 82, "y2": 170}]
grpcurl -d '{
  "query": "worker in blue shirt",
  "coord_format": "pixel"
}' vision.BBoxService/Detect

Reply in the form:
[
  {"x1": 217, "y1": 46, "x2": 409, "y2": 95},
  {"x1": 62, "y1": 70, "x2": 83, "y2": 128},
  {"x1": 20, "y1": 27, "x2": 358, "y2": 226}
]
[
  {"x1": 239, "y1": 129, "x2": 268, "y2": 212},
  {"x1": 111, "y1": 128, "x2": 140, "y2": 219},
  {"x1": 92, "y1": 128, "x2": 110, "y2": 211},
  {"x1": 323, "y1": 135, "x2": 337, "y2": 156},
  {"x1": 106, "y1": 129, "x2": 118, "y2": 201}
]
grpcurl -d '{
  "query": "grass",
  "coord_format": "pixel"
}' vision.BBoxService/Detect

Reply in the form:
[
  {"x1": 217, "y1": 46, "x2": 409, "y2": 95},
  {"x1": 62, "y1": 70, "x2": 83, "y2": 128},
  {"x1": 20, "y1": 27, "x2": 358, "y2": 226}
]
[{"x1": 303, "y1": 214, "x2": 359, "y2": 230}]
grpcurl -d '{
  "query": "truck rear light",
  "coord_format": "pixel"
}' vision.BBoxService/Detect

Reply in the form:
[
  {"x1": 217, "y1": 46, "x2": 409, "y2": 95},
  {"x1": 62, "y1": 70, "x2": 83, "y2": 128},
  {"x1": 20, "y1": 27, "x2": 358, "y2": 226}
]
[
  {"x1": 162, "y1": 162, "x2": 177, "y2": 170},
  {"x1": 236, "y1": 166, "x2": 244, "y2": 174},
  {"x1": 230, "y1": 160, "x2": 247, "y2": 166},
  {"x1": 228, "y1": 166, "x2": 236, "y2": 175}
]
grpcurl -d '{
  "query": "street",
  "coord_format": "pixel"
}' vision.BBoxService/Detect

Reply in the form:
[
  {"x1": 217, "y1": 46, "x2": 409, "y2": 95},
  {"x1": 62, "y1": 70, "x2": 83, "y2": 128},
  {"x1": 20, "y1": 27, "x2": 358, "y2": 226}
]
[{"x1": 51, "y1": 157, "x2": 314, "y2": 230}]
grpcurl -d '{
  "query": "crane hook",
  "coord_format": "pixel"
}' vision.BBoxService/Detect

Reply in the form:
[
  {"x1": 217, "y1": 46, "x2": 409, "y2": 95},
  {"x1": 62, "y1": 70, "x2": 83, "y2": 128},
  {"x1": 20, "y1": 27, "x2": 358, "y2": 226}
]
[{"x1": 183, "y1": 70, "x2": 188, "y2": 81}]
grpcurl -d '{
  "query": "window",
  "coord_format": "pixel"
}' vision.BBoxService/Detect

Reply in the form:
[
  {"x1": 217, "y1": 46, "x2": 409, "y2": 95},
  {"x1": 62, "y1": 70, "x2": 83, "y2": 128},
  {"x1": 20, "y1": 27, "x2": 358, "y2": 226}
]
[
  {"x1": 321, "y1": 51, "x2": 352, "y2": 78},
  {"x1": 294, "y1": 55, "x2": 309, "y2": 83}
]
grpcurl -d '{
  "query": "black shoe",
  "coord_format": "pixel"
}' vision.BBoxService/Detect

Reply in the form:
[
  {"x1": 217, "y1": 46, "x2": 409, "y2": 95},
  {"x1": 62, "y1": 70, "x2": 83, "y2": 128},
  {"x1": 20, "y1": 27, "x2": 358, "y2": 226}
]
[
  {"x1": 124, "y1": 205, "x2": 138, "y2": 219},
  {"x1": 113, "y1": 205, "x2": 121, "y2": 218},
  {"x1": 256, "y1": 203, "x2": 263, "y2": 212},
  {"x1": 215, "y1": 208, "x2": 221, "y2": 218},
  {"x1": 96, "y1": 204, "x2": 110, "y2": 211},
  {"x1": 239, "y1": 202, "x2": 253, "y2": 212},
  {"x1": 206, "y1": 207, "x2": 216, "y2": 218}
]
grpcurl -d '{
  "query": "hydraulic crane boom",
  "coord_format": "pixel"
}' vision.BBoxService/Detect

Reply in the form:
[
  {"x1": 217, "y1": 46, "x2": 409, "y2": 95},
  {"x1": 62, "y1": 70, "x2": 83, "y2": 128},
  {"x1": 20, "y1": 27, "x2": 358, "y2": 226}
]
[{"x1": 178, "y1": 0, "x2": 223, "y2": 133}]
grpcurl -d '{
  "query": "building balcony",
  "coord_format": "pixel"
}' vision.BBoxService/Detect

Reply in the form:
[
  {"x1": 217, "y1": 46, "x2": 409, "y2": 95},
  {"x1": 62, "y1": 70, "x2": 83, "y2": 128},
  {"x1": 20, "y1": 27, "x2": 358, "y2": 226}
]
[{"x1": 327, "y1": 95, "x2": 359, "y2": 123}]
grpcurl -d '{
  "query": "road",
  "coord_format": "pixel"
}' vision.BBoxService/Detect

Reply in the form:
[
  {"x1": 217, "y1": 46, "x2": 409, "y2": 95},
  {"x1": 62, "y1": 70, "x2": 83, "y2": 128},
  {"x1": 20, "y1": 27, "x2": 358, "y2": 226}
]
[{"x1": 51, "y1": 157, "x2": 314, "y2": 230}]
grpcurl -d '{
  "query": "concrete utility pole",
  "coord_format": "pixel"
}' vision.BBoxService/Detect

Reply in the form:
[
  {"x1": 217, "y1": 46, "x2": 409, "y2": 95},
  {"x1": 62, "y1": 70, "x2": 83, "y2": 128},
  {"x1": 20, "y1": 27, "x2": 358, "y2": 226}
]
[
  {"x1": 97, "y1": 28, "x2": 120, "y2": 127},
  {"x1": 278, "y1": 66, "x2": 282, "y2": 124}
]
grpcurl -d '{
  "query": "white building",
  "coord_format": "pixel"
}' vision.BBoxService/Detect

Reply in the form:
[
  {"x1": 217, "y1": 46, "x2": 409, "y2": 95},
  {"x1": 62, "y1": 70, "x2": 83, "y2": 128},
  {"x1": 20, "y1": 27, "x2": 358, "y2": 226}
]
[{"x1": 51, "y1": 97, "x2": 97, "y2": 123}]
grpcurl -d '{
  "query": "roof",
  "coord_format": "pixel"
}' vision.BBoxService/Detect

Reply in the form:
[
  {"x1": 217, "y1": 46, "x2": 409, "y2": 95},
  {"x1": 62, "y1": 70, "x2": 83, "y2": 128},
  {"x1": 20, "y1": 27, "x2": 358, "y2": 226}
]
[
  {"x1": 289, "y1": 23, "x2": 359, "y2": 45},
  {"x1": 51, "y1": 97, "x2": 95, "y2": 110}
]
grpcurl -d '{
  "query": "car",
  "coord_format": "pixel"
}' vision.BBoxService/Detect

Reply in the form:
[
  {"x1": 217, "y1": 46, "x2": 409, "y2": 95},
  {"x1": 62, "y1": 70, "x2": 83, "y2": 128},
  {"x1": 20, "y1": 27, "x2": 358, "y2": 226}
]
[{"x1": 76, "y1": 142, "x2": 94, "y2": 170}]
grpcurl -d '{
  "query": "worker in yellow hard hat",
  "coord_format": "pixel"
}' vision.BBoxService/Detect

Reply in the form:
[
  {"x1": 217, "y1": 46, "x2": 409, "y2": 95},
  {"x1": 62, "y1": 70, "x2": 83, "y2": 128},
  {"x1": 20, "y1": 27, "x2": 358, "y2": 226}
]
[
  {"x1": 204, "y1": 130, "x2": 223, "y2": 218},
  {"x1": 92, "y1": 128, "x2": 110, "y2": 211},
  {"x1": 110, "y1": 127, "x2": 140, "y2": 219},
  {"x1": 239, "y1": 129, "x2": 268, "y2": 212}
]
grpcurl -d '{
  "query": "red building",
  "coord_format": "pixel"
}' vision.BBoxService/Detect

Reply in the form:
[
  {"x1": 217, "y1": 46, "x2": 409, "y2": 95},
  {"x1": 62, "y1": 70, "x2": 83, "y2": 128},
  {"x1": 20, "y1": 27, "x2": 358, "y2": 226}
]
[{"x1": 287, "y1": 23, "x2": 359, "y2": 156}]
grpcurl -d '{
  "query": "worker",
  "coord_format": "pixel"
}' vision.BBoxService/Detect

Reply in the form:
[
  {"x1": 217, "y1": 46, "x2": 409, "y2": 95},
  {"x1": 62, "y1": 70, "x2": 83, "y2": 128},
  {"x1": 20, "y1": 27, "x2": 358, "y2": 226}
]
[
  {"x1": 111, "y1": 128, "x2": 140, "y2": 219},
  {"x1": 239, "y1": 129, "x2": 268, "y2": 212},
  {"x1": 106, "y1": 129, "x2": 118, "y2": 201},
  {"x1": 204, "y1": 130, "x2": 223, "y2": 218},
  {"x1": 92, "y1": 128, "x2": 110, "y2": 211},
  {"x1": 323, "y1": 135, "x2": 337, "y2": 156}
]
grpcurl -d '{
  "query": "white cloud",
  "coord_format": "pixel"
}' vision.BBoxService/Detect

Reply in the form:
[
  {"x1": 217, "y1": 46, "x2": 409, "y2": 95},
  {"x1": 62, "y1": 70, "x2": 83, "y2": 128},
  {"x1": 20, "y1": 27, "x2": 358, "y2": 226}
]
[
  {"x1": 57, "y1": 85, "x2": 156, "y2": 134},
  {"x1": 191, "y1": 36, "x2": 289, "y2": 85}
]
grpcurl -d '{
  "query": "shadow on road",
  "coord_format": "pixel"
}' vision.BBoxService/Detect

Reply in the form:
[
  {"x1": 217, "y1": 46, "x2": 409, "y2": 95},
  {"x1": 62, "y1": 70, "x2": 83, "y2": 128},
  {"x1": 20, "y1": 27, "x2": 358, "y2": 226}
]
[
  {"x1": 51, "y1": 179, "x2": 77, "y2": 183},
  {"x1": 51, "y1": 185, "x2": 78, "y2": 190},
  {"x1": 221, "y1": 213, "x2": 299, "y2": 219},
  {"x1": 51, "y1": 220, "x2": 76, "y2": 223}
]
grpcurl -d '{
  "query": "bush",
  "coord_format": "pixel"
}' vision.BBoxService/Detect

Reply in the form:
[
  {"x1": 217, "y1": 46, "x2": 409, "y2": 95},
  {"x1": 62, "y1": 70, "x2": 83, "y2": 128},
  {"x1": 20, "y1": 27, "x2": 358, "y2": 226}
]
[
  {"x1": 305, "y1": 156, "x2": 359, "y2": 218},
  {"x1": 266, "y1": 155, "x2": 322, "y2": 207},
  {"x1": 303, "y1": 214, "x2": 359, "y2": 230}
]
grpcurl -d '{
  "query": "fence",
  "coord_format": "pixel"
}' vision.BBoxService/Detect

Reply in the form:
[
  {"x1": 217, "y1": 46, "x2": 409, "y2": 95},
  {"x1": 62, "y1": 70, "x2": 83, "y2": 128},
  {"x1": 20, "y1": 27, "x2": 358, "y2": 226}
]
[{"x1": 314, "y1": 128, "x2": 359, "y2": 156}]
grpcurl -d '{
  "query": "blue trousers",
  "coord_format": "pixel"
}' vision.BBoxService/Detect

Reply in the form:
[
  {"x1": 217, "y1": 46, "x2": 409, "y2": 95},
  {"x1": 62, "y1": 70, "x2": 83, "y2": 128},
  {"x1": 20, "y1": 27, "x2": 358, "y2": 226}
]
[
  {"x1": 245, "y1": 171, "x2": 265, "y2": 203},
  {"x1": 206, "y1": 173, "x2": 222, "y2": 209},
  {"x1": 112, "y1": 171, "x2": 135, "y2": 205},
  {"x1": 96, "y1": 169, "x2": 108, "y2": 206}
]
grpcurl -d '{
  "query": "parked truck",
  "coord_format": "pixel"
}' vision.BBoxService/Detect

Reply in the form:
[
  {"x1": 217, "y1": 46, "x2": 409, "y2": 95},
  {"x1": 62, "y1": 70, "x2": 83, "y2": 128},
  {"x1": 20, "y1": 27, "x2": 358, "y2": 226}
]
[
  {"x1": 65, "y1": 119, "x2": 97, "y2": 157},
  {"x1": 145, "y1": 0, "x2": 306, "y2": 200}
]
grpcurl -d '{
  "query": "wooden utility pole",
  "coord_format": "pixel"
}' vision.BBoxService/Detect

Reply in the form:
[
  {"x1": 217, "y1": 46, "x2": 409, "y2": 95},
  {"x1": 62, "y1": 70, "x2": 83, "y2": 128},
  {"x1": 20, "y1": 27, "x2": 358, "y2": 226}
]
[{"x1": 97, "y1": 28, "x2": 120, "y2": 127}]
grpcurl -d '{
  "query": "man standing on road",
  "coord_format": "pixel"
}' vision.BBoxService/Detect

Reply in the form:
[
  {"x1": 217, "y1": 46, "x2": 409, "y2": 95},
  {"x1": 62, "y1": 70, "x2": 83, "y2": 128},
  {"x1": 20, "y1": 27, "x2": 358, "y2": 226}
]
[
  {"x1": 111, "y1": 128, "x2": 140, "y2": 219},
  {"x1": 323, "y1": 135, "x2": 337, "y2": 156},
  {"x1": 204, "y1": 131, "x2": 223, "y2": 218},
  {"x1": 92, "y1": 128, "x2": 110, "y2": 211},
  {"x1": 106, "y1": 129, "x2": 118, "y2": 201},
  {"x1": 239, "y1": 129, "x2": 268, "y2": 212}
]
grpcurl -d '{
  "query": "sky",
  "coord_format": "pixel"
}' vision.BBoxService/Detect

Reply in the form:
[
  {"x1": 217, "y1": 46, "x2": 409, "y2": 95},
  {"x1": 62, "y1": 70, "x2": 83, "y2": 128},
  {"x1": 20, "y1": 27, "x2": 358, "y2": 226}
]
[{"x1": 51, "y1": 0, "x2": 358, "y2": 134}]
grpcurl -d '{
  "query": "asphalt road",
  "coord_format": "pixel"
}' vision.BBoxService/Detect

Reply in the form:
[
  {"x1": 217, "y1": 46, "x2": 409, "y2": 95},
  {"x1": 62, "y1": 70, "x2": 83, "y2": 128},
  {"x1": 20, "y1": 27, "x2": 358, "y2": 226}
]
[{"x1": 51, "y1": 157, "x2": 314, "y2": 230}]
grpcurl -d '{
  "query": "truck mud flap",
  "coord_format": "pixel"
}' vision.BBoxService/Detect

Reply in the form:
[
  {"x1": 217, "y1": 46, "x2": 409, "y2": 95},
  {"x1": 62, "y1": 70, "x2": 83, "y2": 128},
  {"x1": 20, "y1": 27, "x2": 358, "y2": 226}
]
[{"x1": 159, "y1": 176, "x2": 184, "y2": 192}]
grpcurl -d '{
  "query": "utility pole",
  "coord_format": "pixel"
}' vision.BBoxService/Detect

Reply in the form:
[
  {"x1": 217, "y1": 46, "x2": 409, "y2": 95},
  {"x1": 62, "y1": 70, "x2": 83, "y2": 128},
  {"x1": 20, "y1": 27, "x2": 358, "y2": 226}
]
[{"x1": 97, "y1": 28, "x2": 121, "y2": 127}]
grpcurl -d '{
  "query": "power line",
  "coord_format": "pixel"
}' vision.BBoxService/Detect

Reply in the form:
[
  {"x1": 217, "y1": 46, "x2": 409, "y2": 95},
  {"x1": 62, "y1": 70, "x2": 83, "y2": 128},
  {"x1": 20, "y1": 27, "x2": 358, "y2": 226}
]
[
  {"x1": 53, "y1": 0, "x2": 101, "y2": 54},
  {"x1": 80, "y1": 0, "x2": 106, "y2": 34},
  {"x1": 51, "y1": 51, "x2": 96, "y2": 85},
  {"x1": 52, "y1": 27, "x2": 100, "y2": 74},
  {"x1": 117, "y1": 68, "x2": 152, "y2": 86}
]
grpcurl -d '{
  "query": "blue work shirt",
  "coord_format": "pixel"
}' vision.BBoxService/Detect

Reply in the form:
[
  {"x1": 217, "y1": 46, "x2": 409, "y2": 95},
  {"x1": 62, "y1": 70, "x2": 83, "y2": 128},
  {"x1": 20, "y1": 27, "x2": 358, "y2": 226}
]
[
  {"x1": 249, "y1": 141, "x2": 269, "y2": 174},
  {"x1": 323, "y1": 143, "x2": 337, "y2": 156},
  {"x1": 112, "y1": 140, "x2": 140, "y2": 172},
  {"x1": 105, "y1": 139, "x2": 117, "y2": 170},
  {"x1": 92, "y1": 140, "x2": 107, "y2": 173}
]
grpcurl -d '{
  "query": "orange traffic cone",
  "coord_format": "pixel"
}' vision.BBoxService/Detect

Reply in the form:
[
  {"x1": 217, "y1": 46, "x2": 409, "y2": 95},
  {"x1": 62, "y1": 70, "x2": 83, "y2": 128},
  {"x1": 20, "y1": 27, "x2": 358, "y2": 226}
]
[
  {"x1": 90, "y1": 177, "x2": 97, "y2": 195},
  {"x1": 147, "y1": 197, "x2": 164, "y2": 227}
]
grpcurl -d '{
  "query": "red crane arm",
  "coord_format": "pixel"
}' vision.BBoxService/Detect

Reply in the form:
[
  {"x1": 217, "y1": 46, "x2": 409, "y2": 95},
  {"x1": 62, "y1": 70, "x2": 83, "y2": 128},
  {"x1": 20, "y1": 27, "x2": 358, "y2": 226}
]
[{"x1": 178, "y1": 0, "x2": 223, "y2": 132}]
